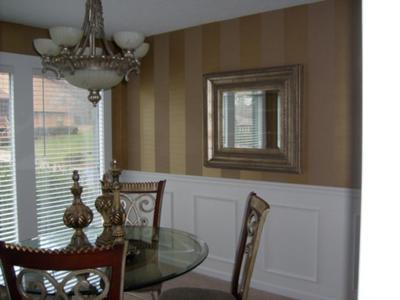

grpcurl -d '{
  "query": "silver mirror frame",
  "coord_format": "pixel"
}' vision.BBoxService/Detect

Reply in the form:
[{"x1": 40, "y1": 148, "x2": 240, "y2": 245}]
[{"x1": 203, "y1": 65, "x2": 302, "y2": 173}]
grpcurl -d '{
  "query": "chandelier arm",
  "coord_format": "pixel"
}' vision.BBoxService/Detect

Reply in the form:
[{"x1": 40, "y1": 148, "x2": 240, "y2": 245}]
[
  {"x1": 72, "y1": 0, "x2": 92, "y2": 55},
  {"x1": 124, "y1": 65, "x2": 139, "y2": 81},
  {"x1": 93, "y1": 0, "x2": 114, "y2": 56},
  {"x1": 74, "y1": 32, "x2": 90, "y2": 56},
  {"x1": 102, "y1": 37, "x2": 115, "y2": 56},
  {"x1": 42, "y1": 65, "x2": 62, "y2": 79},
  {"x1": 89, "y1": 31, "x2": 97, "y2": 56},
  {"x1": 65, "y1": 59, "x2": 75, "y2": 74}
]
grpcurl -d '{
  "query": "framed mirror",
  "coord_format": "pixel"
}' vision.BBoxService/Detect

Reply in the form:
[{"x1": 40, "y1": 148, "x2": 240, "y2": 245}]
[{"x1": 203, "y1": 65, "x2": 302, "y2": 173}]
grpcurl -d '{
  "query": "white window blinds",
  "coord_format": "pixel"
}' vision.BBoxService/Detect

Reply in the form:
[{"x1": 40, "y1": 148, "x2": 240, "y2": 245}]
[
  {"x1": 33, "y1": 74, "x2": 104, "y2": 235},
  {"x1": 222, "y1": 91, "x2": 267, "y2": 149},
  {"x1": 0, "y1": 71, "x2": 18, "y2": 243}
]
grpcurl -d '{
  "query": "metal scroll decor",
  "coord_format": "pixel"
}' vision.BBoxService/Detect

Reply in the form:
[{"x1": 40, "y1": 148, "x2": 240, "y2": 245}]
[
  {"x1": 17, "y1": 268, "x2": 110, "y2": 299},
  {"x1": 243, "y1": 210, "x2": 259, "y2": 259},
  {"x1": 121, "y1": 193, "x2": 156, "y2": 226}
]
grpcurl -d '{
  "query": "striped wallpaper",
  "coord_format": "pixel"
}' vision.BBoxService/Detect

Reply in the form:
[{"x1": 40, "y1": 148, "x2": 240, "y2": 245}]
[
  {"x1": 0, "y1": 21, "x2": 48, "y2": 55},
  {"x1": 113, "y1": 0, "x2": 362, "y2": 188}
]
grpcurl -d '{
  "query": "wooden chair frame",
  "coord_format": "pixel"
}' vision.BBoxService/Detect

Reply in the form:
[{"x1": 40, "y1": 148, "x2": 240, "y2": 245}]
[
  {"x1": 231, "y1": 192, "x2": 270, "y2": 300},
  {"x1": 0, "y1": 242, "x2": 127, "y2": 300}
]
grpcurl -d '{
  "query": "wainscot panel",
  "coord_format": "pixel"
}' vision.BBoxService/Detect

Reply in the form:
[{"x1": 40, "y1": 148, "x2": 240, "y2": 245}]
[{"x1": 122, "y1": 170, "x2": 360, "y2": 300}]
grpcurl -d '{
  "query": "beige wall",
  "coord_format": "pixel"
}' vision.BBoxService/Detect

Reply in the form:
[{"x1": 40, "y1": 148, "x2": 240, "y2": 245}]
[{"x1": 113, "y1": 0, "x2": 362, "y2": 188}]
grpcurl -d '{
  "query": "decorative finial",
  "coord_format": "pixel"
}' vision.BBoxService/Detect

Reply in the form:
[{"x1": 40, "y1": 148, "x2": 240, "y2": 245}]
[
  {"x1": 72, "y1": 170, "x2": 79, "y2": 182},
  {"x1": 63, "y1": 170, "x2": 93, "y2": 249},
  {"x1": 109, "y1": 159, "x2": 126, "y2": 244},
  {"x1": 70, "y1": 170, "x2": 83, "y2": 200},
  {"x1": 101, "y1": 173, "x2": 112, "y2": 192},
  {"x1": 96, "y1": 172, "x2": 114, "y2": 246}
]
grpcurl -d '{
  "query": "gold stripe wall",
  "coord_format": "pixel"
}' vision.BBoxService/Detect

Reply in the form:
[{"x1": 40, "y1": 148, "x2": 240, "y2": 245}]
[
  {"x1": 139, "y1": 43, "x2": 156, "y2": 172},
  {"x1": 169, "y1": 31, "x2": 186, "y2": 174},
  {"x1": 0, "y1": 22, "x2": 48, "y2": 55},
  {"x1": 201, "y1": 23, "x2": 221, "y2": 178},
  {"x1": 114, "y1": 0, "x2": 362, "y2": 188},
  {"x1": 154, "y1": 34, "x2": 170, "y2": 173},
  {"x1": 184, "y1": 27, "x2": 203, "y2": 176}
]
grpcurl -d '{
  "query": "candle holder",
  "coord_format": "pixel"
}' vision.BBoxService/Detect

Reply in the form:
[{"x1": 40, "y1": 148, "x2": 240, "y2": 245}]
[
  {"x1": 63, "y1": 170, "x2": 93, "y2": 249},
  {"x1": 95, "y1": 173, "x2": 114, "y2": 246},
  {"x1": 109, "y1": 160, "x2": 126, "y2": 244}
]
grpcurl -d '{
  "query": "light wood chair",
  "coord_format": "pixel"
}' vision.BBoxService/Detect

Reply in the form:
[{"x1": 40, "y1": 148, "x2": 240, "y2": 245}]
[
  {"x1": 160, "y1": 192, "x2": 270, "y2": 300},
  {"x1": 0, "y1": 241, "x2": 127, "y2": 300}
]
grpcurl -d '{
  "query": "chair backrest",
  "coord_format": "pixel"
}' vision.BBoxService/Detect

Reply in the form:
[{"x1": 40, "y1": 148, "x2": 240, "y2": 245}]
[
  {"x1": 230, "y1": 192, "x2": 270, "y2": 300},
  {"x1": 119, "y1": 180, "x2": 166, "y2": 228},
  {"x1": 0, "y1": 241, "x2": 127, "y2": 300}
]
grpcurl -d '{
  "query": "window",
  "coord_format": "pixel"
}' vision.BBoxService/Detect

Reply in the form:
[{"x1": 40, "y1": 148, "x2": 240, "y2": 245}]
[
  {"x1": 0, "y1": 71, "x2": 18, "y2": 243},
  {"x1": 0, "y1": 51, "x2": 110, "y2": 244},
  {"x1": 33, "y1": 74, "x2": 104, "y2": 235}
]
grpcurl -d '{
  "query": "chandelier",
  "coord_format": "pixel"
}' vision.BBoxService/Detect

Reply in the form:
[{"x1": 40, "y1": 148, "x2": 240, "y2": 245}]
[{"x1": 33, "y1": 0, "x2": 149, "y2": 106}]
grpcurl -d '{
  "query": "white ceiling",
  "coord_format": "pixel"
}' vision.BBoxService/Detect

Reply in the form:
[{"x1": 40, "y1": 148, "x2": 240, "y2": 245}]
[{"x1": 0, "y1": 0, "x2": 319, "y2": 36}]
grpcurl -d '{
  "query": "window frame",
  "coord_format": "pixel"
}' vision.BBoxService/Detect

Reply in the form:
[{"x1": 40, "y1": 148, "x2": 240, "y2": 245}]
[
  {"x1": 0, "y1": 52, "x2": 112, "y2": 241},
  {"x1": 0, "y1": 66, "x2": 18, "y2": 243}
]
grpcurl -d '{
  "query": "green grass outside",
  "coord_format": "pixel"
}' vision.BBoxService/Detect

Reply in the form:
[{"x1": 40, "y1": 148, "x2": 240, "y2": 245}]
[{"x1": 35, "y1": 132, "x2": 97, "y2": 165}]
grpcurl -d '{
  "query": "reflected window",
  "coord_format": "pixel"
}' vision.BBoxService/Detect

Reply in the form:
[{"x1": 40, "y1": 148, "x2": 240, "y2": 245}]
[{"x1": 221, "y1": 90, "x2": 281, "y2": 149}]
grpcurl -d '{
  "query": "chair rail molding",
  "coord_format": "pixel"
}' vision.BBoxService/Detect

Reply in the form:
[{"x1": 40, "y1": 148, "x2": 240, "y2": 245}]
[{"x1": 121, "y1": 170, "x2": 361, "y2": 300}]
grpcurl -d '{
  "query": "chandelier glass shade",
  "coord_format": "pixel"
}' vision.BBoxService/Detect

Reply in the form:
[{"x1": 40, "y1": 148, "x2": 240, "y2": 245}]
[{"x1": 33, "y1": 0, "x2": 149, "y2": 106}]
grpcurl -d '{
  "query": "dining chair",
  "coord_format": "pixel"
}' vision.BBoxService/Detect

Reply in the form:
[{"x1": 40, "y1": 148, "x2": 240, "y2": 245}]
[
  {"x1": 159, "y1": 192, "x2": 270, "y2": 300},
  {"x1": 119, "y1": 180, "x2": 167, "y2": 228},
  {"x1": 118, "y1": 180, "x2": 166, "y2": 300},
  {"x1": 0, "y1": 241, "x2": 127, "y2": 300}
]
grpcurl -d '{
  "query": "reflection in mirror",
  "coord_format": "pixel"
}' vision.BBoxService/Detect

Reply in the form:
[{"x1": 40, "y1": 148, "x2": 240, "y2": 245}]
[{"x1": 221, "y1": 90, "x2": 280, "y2": 150}]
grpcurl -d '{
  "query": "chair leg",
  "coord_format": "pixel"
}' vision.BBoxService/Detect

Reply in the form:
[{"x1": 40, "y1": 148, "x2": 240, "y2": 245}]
[
  {"x1": 151, "y1": 291, "x2": 157, "y2": 300},
  {"x1": 151, "y1": 288, "x2": 161, "y2": 300}
]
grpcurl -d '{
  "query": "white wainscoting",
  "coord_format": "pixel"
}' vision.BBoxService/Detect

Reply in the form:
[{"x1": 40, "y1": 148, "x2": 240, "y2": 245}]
[{"x1": 122, "y1": 170, "x2": 361, "y2": 300}]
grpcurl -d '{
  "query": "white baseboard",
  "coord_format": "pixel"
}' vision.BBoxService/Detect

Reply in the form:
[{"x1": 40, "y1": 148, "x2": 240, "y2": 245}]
[{"x1": 122, "y1": 170, "x2": 361, "y2": 300}]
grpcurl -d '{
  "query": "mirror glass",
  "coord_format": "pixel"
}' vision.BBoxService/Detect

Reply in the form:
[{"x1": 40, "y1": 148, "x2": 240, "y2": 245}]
[{"x1": 220, "y1": 90, "x2": 280, "y2": 150}]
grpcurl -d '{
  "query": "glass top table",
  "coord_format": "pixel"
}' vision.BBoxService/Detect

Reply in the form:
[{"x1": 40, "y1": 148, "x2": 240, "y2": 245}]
[{"x1": 20, "y1": 226, "x2": 208, "y2": 291}]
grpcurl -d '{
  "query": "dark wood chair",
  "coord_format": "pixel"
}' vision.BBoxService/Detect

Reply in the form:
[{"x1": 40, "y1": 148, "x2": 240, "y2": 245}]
[
  {"x1": 160, "y1": 192, "x2": 270, "y2": 300},
  {"x1": 0, "y1": 241, "x2": 127, "y2": 300},
  {"x1": 119, "y1": 180, "x2": 166, "y2": 228},
  {"x1": 118, "y1": 180, "x2": 166, "y2": 300}
]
